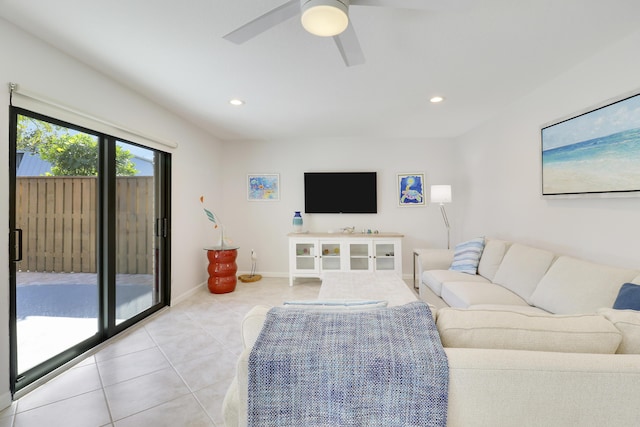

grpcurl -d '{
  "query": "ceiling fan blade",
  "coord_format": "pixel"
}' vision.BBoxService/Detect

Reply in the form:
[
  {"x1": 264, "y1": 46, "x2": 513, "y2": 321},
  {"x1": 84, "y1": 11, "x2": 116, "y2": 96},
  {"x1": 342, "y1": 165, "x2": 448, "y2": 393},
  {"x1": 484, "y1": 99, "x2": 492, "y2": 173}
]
[
  {"x1": 333, "y1": 23, "x2": 365, "y2": 67},
  {"x1": 223, "y1": 0, "x2": 300, "y2": 44},
  {"x1": 350, "y1": 0, "x2": 470, "y2": 11}
]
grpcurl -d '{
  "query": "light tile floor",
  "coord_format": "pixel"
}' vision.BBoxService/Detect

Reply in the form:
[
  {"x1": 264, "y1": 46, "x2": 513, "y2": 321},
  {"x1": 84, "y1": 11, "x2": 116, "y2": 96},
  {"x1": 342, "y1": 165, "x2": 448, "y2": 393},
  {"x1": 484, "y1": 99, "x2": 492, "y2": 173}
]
[{"x1": 0, "y1": 277, "x2": 323, "y2": 427}]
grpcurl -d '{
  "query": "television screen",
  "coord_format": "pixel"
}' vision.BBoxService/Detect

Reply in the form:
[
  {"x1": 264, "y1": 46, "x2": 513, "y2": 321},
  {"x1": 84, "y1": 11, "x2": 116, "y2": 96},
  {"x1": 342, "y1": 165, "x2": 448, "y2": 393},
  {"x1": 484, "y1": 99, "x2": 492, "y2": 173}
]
[{"x1": 304, "y1": 172, "x2": 377, "y2": 214}]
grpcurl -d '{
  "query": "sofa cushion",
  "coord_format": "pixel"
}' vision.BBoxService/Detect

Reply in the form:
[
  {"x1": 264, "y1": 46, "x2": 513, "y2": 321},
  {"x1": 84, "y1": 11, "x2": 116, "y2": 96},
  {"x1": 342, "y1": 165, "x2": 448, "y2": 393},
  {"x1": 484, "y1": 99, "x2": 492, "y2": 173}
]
[
  {"x1": 436, "y1": 308, "x2": 622, "y2": 354},
  {"x1": 492, "y1": 243, "x2": 556, "y2": 304},
  {"x1": 440, "y1": 281, "x2": 530, "y2": 309},
  {"x1": 598, "y1": 308, "x2": 640, "y2": 354},
  {"x1": 449, "y1": 237, "x2": 485, "y2": 275},
  {"x1": 422, "y1": 269, "x2": 489, "y2": 296},
  {"x1": 612, "y1": 283, "x2": 640, "y2": 310},
  {"x1": 530, "y1": 256, "x2": 639, "y2": 314},
  {"x1": 477, "y1": 239, "x2": 510, "y2": 281}
]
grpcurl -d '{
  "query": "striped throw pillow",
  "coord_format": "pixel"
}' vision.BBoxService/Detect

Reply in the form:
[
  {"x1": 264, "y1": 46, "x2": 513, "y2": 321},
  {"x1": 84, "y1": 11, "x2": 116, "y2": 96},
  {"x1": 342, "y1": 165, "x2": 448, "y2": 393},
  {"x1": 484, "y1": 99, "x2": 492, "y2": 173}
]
[{"x1": 449, "y1": 237, "x2": 485, "y2": 275}]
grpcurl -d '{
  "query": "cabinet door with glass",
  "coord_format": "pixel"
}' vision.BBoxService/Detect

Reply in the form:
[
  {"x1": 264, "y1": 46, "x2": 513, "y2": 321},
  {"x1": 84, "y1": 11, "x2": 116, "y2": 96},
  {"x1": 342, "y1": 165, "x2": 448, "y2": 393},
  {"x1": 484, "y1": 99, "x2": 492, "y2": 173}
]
[
  {"x1": 373, "y1": 239, "x2": 402, "y2": 273},
  {"x1": 289, "y1": 239, "x2": 319, "y2": 285},
  {"x1": 348, "y1": 240, "x2": 372, "y2": 271},
  {"x1": 319, "y1": 240, "x2": 343, "y2": 272}
]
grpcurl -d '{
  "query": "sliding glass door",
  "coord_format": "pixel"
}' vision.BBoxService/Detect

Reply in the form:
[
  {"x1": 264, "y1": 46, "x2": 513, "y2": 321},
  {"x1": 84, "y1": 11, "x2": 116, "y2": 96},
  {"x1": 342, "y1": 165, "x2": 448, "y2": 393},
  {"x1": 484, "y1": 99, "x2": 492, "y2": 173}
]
[
  {"x1": 114, "y1": 141, "x2": 162, "y2": 325},
  {"x1": 12, "y1": 118, "x2": 100, "y2": 375},
  {"x1": 9, "y1": 108, "x2": 171, "y2": 393}
]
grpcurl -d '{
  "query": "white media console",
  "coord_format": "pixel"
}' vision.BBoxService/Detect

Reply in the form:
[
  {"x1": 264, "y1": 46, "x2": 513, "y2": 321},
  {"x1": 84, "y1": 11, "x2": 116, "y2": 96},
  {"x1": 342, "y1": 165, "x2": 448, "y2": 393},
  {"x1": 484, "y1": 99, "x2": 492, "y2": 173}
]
[{"x1": 288, "y1": 232, "x2": 403, "y2": 286}]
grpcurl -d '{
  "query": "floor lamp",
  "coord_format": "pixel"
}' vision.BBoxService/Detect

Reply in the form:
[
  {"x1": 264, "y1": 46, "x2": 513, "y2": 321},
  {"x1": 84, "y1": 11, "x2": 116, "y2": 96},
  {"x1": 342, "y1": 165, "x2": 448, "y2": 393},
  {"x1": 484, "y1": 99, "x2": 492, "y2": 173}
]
[{"x1": 431, "y1": 185, "x2": 452, "y2": 249}]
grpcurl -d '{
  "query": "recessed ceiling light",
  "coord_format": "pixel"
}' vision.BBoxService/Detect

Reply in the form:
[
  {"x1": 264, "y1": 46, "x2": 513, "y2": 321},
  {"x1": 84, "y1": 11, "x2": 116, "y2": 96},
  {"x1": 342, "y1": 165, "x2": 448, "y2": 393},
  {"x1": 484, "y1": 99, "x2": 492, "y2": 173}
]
[
  {"x1": 430, "y1": 96, "x2": 445, "y2": 103},
  {"x1": 229, "y1": 99, "x2": 245, "y2": 106}
]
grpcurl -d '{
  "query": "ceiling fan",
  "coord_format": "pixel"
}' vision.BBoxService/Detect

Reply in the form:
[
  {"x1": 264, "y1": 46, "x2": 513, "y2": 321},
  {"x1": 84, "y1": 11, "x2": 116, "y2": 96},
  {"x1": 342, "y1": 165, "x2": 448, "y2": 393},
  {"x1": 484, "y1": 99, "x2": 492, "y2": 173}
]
[{"x1": 223, "y1": 0, "x2": 469, "y2": 67}]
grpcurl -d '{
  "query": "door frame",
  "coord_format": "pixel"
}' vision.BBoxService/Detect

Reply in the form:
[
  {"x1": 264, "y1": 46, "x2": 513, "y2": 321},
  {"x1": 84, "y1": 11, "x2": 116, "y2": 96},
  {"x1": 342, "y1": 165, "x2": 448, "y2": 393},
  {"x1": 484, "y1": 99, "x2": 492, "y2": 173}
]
[{"x1": 8, "y1": 106, "x2": 171, "y2": 395}]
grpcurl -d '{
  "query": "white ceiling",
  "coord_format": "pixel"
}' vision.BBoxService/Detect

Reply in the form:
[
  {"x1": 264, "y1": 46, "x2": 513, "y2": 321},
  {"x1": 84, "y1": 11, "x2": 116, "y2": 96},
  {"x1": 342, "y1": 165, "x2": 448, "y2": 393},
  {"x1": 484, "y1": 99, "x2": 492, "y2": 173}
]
[{"x1": 2, "y1": 0, "x2": 640, "y2": 141}]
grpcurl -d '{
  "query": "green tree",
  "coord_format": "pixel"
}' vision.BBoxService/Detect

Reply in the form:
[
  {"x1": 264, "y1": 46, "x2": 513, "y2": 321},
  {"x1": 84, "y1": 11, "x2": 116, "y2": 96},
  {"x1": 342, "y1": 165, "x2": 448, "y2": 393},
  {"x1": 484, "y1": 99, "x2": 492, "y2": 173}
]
[
  {"x1": 17, "y1": 115, "x2": 62, "y2": 154},
  {"x1": 17, "y1": 115, "x2": 138, "y2": 176}
]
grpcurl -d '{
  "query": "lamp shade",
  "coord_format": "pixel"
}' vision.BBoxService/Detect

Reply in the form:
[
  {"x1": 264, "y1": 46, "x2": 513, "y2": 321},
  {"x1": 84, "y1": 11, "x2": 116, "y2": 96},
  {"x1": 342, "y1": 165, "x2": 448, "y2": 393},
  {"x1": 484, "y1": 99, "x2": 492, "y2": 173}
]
[
  {"x1": 431, "y1": 185, "x2": 452, "y2": 204},
  {"x1": 301, "y1": 0, "x2": 349, "y2": 37}
]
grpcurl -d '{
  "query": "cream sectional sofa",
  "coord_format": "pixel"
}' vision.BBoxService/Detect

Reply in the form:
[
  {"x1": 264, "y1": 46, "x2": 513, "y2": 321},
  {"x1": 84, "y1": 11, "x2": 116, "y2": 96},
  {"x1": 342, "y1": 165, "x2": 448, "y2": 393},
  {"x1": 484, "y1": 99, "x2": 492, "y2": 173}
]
[
  {"x1": 223, "y1": 307, "x2": 640, "y2": 427},
  {"x1": 224, "y1": 239, "x2": 640, "y2": 426},
  {"x1": 418, "y1": 238, "x2": 639, "y2": 314},
  {"x1": 414, "y1": 238, "x2": 640, "y2": 425}
]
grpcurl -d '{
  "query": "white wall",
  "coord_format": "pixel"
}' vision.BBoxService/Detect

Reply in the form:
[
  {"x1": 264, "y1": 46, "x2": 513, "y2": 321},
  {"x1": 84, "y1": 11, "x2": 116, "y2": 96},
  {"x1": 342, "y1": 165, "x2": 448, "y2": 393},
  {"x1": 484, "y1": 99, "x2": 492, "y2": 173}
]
[
  {"x1": 0, "y1": 18, "x2": 223, "y2": 406},
  {"x1": 221, "y1": 138, "x2": 458, "y2": 277},
  {"x1": 456, "y1": 28, "x2": 640, "y2": 269}
]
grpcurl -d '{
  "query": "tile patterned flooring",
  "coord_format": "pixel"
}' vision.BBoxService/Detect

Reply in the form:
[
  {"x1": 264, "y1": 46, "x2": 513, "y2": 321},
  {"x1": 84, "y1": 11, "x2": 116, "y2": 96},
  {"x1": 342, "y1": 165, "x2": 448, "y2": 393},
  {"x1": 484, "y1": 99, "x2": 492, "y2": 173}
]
[{"x1": 0, "y1": 277, "x2": 323, "y2": 427}]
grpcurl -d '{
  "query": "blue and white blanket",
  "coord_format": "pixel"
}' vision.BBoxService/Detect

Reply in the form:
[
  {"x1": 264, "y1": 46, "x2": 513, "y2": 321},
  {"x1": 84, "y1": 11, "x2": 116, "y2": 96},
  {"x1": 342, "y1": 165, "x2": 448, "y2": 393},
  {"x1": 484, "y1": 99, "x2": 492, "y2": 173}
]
[{"x1": 248, "y1": 301, "x2": 448, "y2": 427}]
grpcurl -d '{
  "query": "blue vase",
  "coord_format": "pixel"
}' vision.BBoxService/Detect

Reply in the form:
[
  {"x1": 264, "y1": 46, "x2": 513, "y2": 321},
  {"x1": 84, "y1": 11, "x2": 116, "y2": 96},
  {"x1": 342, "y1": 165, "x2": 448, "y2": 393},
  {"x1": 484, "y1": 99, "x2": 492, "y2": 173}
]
[{"x1": 292, "y1": 211, "x2": 303, "y2": 233}]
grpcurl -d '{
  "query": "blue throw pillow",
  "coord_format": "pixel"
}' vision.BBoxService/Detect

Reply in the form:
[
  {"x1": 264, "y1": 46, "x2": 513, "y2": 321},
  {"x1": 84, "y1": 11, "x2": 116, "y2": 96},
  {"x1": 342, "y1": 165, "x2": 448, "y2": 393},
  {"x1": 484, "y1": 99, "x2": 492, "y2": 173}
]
[
  {"x1": 613, "y1": 283, "x2": 640, "y2": 310},
  {"x1": 449, "y1": 237, "x2": 485, "y2": 275}
]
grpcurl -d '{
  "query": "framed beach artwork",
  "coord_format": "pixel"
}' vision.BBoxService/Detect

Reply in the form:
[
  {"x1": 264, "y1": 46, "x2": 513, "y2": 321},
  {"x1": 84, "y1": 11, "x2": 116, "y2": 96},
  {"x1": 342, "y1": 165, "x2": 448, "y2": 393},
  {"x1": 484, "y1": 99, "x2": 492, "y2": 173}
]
[
  {"x1": 247, "y1": 174, "x2": 280, "y2": 201},
  {"x1": 541, "y1": 91, "x2": 640, "y2": 197},
  {"x1": 397, "y1": 173, "x2": 425, "y2": 206}
]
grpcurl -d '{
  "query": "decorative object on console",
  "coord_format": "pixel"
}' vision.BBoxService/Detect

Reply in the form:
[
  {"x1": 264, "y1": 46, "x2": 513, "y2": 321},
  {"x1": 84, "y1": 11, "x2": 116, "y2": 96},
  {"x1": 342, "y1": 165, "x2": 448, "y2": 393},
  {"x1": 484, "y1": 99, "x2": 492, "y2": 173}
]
[
  {"x1": 613, "y1": 282, "x2": 640, "y2": 310},
  {"x1": 430, "y1": 184, "x2": 452, "y2": 249},
  {"x1": 449, "y1": 237, "x2": 485, "y2": 275},
  {"x1": 541, "y1": 90, "x2": 640, "y2": 197},
  {"x1": 292, "y1": 211, "x2": 303, "y2": 232},
  {"x1": 397, "y1": 173, "x2": 425, "y2": 206},
  {"x1": 248, "y1": 174, "x2": 280, "y2": 201}
]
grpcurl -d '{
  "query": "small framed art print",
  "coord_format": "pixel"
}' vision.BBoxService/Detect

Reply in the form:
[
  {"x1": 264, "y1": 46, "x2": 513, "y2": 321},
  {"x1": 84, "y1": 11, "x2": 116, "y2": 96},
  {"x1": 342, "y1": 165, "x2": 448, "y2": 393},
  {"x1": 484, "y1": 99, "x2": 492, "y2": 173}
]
[
  {"x1": 397, "y1": 173, "x2": 425, "y2": 206},
  {"x1": 247, "y1": 174, "x2": 280, "y2": 201}
]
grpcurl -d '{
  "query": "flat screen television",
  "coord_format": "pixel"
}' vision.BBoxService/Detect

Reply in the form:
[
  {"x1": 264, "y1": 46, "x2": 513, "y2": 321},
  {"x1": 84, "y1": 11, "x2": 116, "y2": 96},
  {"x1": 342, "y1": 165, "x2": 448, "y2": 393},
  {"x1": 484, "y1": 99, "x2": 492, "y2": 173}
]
[{"x1": 304, "y1": 172, "x2": 377, "y2": 214}]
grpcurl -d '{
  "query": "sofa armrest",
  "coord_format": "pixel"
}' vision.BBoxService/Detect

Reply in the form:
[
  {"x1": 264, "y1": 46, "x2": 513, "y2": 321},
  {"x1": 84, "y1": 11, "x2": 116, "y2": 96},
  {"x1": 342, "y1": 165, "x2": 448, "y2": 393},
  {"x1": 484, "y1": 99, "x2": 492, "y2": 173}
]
[
  {"x1": 417, "y1": 248, "x2": 454, "y2": 273},
  {"x1": 445, "y1": 348, "x2": 640, "y2": 426},
  {"x1": 222, "y1": 346, "x2": 252, "y2": 427},
  {"x1": 241, "y1": 305, "x2": 271, "y2": 349}
]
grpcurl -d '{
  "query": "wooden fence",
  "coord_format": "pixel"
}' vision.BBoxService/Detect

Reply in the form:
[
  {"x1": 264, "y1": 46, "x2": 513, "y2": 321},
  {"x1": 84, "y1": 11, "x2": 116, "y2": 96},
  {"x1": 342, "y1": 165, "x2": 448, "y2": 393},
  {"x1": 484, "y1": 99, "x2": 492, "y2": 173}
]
[{"x1": 15, "y1": 176, "x2": 154, "y2": 274}]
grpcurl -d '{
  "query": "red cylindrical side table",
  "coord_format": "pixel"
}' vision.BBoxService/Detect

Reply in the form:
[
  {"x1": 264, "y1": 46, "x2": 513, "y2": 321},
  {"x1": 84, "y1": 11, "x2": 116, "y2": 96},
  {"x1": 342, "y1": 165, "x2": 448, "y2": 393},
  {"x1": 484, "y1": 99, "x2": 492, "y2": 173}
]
[{"x1": 205, "y1": 246, "x2": 239, "y2": 294}]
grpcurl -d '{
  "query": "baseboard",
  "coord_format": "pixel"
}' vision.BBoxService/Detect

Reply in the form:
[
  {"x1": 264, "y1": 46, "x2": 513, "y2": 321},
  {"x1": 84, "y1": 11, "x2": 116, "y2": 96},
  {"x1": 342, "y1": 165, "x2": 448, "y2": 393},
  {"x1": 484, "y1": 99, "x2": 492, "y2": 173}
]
[
  {"x1": 171, "y1": 273, "x2": 290, "y2": 305},
  {"x1": 236, "y1": 271, "x2": 288, "y2": 278},
  {"x1": 0, "y1": 390, "x2": 12, "y2": 411},
  {"x1": 171, "y1": 281, "x2": 207, "y2": 306},
  {"x1": 236, "y1": 272, "x2": 412, "y2": 281}
]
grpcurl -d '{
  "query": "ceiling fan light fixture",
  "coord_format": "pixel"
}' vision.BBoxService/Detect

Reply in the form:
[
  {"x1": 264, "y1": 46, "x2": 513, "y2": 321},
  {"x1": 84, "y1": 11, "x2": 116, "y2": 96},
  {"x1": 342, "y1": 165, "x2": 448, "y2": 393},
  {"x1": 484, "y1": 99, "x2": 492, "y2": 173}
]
[{"x1": 301, "y1": 0, "x2": 349, "y2": 37}]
